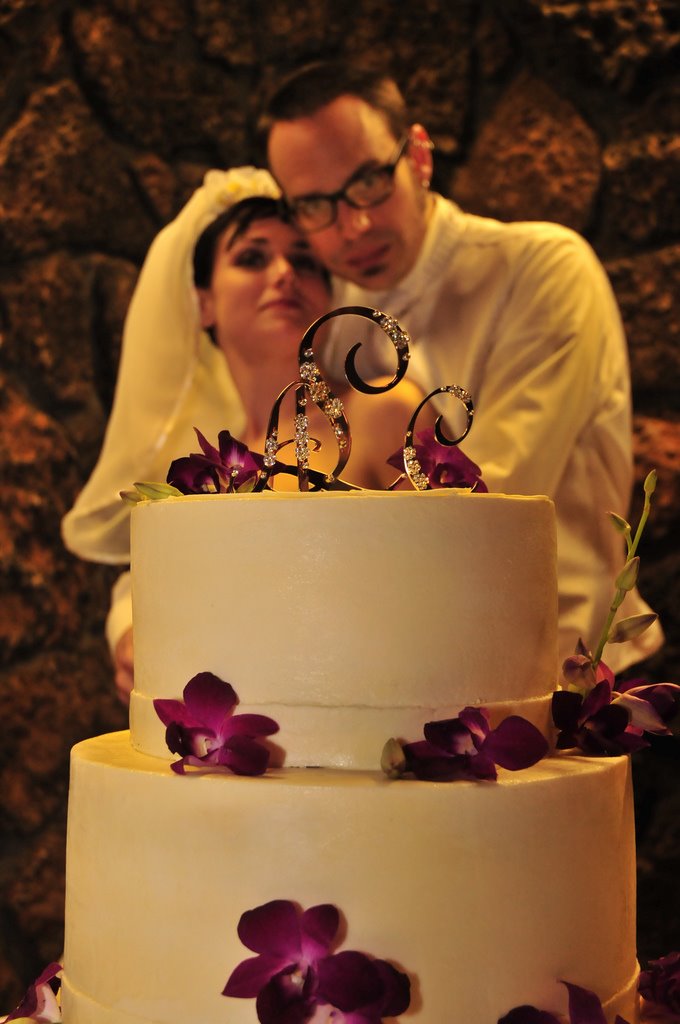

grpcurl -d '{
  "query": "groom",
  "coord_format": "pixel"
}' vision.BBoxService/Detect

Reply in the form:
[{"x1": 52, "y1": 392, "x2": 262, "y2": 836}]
[{"x1": 259, "y1": 60, "x2": 662, "y2": 671}]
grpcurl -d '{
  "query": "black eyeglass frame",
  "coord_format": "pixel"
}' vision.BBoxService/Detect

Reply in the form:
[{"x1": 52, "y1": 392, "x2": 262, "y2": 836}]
[{"x1": 283, "y1": 134, "x2": 411, "y2": 233}]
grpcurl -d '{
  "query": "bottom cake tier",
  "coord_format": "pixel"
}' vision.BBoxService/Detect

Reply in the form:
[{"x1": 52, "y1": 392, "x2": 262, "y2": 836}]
[{"x1": 62, "y1": 732, "x2": 639, "y2": 1024}]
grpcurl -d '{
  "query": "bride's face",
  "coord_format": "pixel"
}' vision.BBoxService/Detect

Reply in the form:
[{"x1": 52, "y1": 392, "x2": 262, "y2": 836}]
[{"x1": 196, "y1": 216, "x2": 330, "y2": 357}]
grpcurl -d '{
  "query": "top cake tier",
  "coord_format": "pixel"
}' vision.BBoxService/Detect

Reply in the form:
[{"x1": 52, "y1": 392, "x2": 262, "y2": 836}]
[{"x1": 129, "y1": 489, "x2": 558, "y2": 768}]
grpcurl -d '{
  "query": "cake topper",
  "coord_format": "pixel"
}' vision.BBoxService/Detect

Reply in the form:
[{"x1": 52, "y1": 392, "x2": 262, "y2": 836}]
[{"x1": 257, "y1": 305, "x2": 475, "y2": 493}]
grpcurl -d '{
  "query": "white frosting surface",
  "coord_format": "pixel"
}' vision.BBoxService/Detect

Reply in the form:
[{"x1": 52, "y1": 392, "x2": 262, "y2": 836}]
[
  {"x1": 129, "y1": 489, "x2": 559, "y2": 767},
  {"x1": 63, "y1": 732, "x2": 638, "y2": 1024}
]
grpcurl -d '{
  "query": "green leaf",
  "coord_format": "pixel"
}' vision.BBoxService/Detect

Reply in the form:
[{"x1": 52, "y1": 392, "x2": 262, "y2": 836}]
[
  {"x1": 608, "y1": 612, "x2": 659, "y2": 644},
  {"x1": 133, "y1": 481, "x2": 183, "y2": 501}
]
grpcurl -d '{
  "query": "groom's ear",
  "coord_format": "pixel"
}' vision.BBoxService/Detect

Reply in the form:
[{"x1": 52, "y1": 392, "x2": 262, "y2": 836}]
[{"x1": 408, "y1": 124, "x2": 434, "y2": 187}]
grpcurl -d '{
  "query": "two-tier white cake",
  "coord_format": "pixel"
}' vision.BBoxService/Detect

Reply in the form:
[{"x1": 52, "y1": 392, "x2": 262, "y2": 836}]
[{"x1": 61, "y1": 489, "x2": 638, "y2": 1023}]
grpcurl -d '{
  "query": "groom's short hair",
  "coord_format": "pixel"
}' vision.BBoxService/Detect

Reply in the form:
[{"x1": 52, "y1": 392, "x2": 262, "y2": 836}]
[{"x1": 257, "y1": 61, "x2": 409, "y2": 148}]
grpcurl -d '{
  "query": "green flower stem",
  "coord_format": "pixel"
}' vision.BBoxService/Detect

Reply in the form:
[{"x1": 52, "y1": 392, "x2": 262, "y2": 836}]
[
  {"x1": 627, "y1": 485, "x2": 653, "y2": 560},
  {"x1": 591, "y1": 471, "x2": 656, "y2": 670},
  {"x1": 592, "y1": 590, "x2": 626, "y2": 669}
]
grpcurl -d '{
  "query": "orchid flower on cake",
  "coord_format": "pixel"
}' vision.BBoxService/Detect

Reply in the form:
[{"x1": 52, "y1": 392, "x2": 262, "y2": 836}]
[
  {"x1": 551, "y1": 470, "x2": 679, "y2": 756},
  {"x1": 498, "y1": 979, "x2": 633, "y2": 1024},
  {"x1": 499, "y1": 956, "x2": 680, "y2": 1023},
  {"x1": 223, "y1": 900, "x2": 411, "y2": 1024},
  {"x1": 639, "y1": 953, "x2": 680, "y2": 1020},
  {"x1": 153, "y1": 672, "x2": 279, "y2": 776},
  {"x1": 381, "y1": 706, "x2": 548, "y2": 782},
  {"x1": 2, "y1": 963, "x2": 61, "y2": 1023}
]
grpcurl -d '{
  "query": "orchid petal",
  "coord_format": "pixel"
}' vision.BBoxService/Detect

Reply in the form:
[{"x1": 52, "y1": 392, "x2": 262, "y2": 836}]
[
  {"x1": 424, "y1": 716, "x2": 480, "y2": 755},
  {"x1": 497, "y1": 1008, "x2": 561, "y2": 1024},
  {"x1": 639, "y1": 951, "x2": 680, "y2": 1015},
  {"x1": 223, "y1": 713, "x2": 280, "y2": 739},
  {"x1": 483, "y1": 716, "x2": 549, "y2": 770},
  {"x1": 465, "y1": 752, "x2": 498, "y2": 781},
  {"x1": 620, "y1": 682, "x2": 680, "y2": 724},
  {"x1": 167, "y1": 454, "x2": 222, "y2": 493},
  {"x1": 581, "y1": 680, "x2": 614, "y2": 719},
  {"x1": 402, "y1": 740, "x2": 468, "y2": 781},
  {"x1": 562, "y1": 981, "x2": 608, "y2": 1024},
  {"x1": 386, "y1": 428, "x2": 486, "y2": 491},
  {"x1": 300, "y1": 904, "x2": 340, "y2": 961},
  {"x1": 223, "y1": 953, "x2": 289, "y2": 998},
  {"x1": 613, "y1": 676, "x2": 646, "y2": 695},
  {"x1": 594, "y1": 661, "x2": 615, "y2": 687},
  {"x1": 371, "y1": 958, "x2": 411, "y2": 1016},
  {"x1": 587, "y1": 702, "x2": 631, "y2": 739},
  {"x1": 218, "y1": 735, "x2": 272, "y2": 776},
  {"x1": 182, "y1": 672, "x2": 238, "y2": 730},
  {"x1": 5, "y1": 963, "x2": 61, "y2": 1022},
  {"x1": 316, "y1": 951, "x2": 383, "y2": 1012},
  {"x1": 458, "y1": 706, "x2": 492, "y2": 745},
  {"x1": 551, "y1": 690, "x2": 583, "y2": 732},
  {"x1": 238, "y1": 900, "x2": 302, "y2": 958},
  {"x1": 613, "y1": 693, "x2": 668, "y2": 734},
  {"x1": 218, "y1": 429, "x2": 263, "y2": 473},
  {"x1": 153, "y1": 698, "x2": 202, "y2": 730},
  {"x1": 195, "y1": 427, "x2": 221, "y2": 461}
]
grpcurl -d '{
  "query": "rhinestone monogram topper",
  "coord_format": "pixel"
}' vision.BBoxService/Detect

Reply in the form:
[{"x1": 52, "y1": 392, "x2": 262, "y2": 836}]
[{"x1": 253, "y1": 306, "x2": 474, "y2": 493}]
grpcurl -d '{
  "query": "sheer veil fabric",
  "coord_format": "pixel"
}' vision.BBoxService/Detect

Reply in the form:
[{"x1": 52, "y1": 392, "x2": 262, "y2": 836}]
[{"x1": 61, "y1": 168, "x2": 280, "y2": 565}]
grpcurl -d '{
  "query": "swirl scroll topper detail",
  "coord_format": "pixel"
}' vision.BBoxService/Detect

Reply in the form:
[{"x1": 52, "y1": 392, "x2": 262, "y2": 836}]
[{"x1": 255, "y1": 306, "x2": 474, "y2": 493}]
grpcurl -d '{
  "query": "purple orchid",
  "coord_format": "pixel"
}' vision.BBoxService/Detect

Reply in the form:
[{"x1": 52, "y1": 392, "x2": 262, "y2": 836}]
[
  {"x1": 153, "y1": 672, "x2": 278, "y2": 776},
  {"x1": 498, "y1": 980, "x2": 631, "y2": 1024},
  {"x1": 553, "y1": 653, "x2": 680, "y2": 756},
  {"x1": 387, "y1": 428, "x2": 487, "y2": 490},
  {"x1": 167, "y1": 428, "x2": 264, "y2": 494},
  {"x1": 5, "y1": 962, "x2": 62, "y2": 1022},
  {"x1": 393, "y1": 707, "x2": 548, "y2": 782},
  {"x1": 223, "y1": 900, "x2": 411, "y2": 1024},
  {"x1": 640, "y1": 952, "x2": 680, "y2": 1019}
]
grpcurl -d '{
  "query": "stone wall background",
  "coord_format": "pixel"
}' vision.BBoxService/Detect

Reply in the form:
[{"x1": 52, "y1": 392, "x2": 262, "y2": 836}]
[{"x1": 0, "y1": 0, "x2": 678, "y2": 1007}]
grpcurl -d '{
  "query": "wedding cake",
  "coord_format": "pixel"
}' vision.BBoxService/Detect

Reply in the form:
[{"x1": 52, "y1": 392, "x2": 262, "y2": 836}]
[{"x1": 60, "y1": 488, "x2": 639, "y2": 1024}]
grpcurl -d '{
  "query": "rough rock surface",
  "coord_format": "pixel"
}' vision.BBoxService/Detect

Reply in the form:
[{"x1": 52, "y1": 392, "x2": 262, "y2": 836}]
[{"x1": 1, "y1": 0, "x2": 678, "y2": 1008}]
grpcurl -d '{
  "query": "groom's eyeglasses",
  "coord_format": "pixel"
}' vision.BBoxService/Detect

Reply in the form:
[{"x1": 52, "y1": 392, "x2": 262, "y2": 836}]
[{"x1": 284, "y1": 135, "x2": 410, "y2": 233}]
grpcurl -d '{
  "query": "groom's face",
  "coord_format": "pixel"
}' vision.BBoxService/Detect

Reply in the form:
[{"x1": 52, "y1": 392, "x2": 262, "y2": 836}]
[{"x1": 268, "y1": 95, "x2": 432, "y2": 291}]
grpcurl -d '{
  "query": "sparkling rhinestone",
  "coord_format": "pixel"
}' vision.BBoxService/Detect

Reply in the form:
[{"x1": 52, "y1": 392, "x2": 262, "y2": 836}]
[{"x1": 324, "y1": 397, "x2": 344, "y2": 419}]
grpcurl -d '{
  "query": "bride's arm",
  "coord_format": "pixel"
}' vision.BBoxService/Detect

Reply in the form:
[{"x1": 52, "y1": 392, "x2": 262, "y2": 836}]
[{"x1": 343, "y1": 378, "x2": 431, "y2": 490}]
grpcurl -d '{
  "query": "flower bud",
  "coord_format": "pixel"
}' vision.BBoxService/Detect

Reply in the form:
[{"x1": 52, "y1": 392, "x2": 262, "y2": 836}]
[
  {"x1": 643, "y1": 469, "x2": 658, "y2": 496},
  {"x1": 381, "y1": 738, "x2": 406, "y2": 778},
  {"x1": 607, "y1": 511, "x2": 631, "y2": 536},
  {"x1": 615, "y1": 556, "x2": 639, "y2": 592},
  {"x1": 562, "y1": 654, "x2": 596, "y2": 691},
  {"x1": 608, "y1": 612, "x2": 658, "y2": 644}
]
